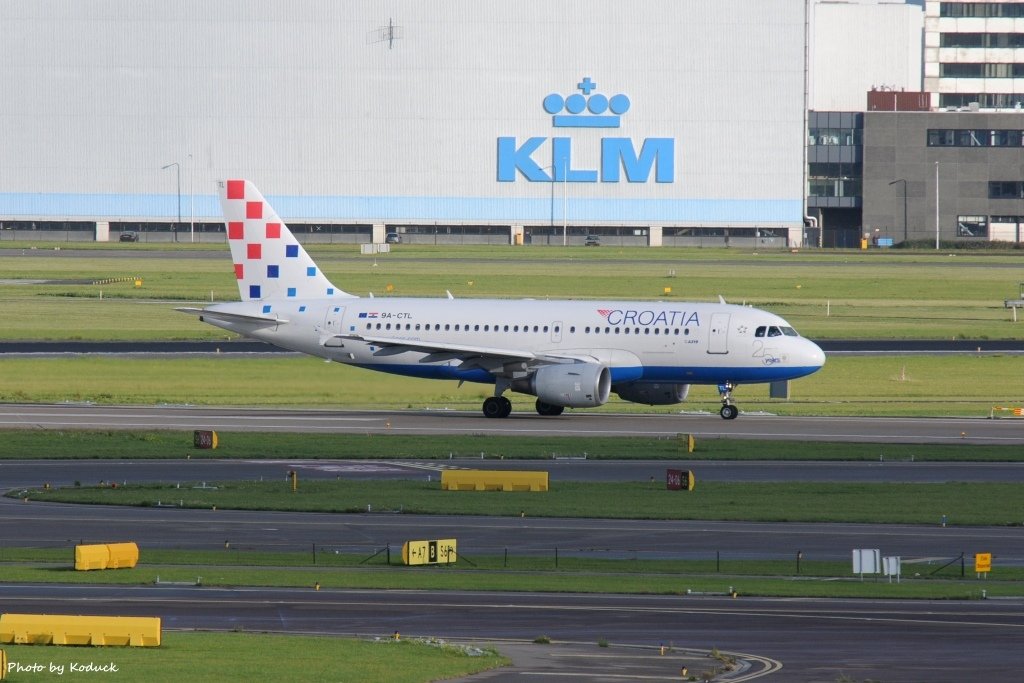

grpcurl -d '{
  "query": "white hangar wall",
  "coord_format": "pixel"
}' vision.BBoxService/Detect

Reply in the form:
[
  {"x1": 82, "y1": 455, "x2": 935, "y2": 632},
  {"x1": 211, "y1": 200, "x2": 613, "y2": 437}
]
[{"x1": 0, "y1": 0, "x2": 805, "y2": 230}]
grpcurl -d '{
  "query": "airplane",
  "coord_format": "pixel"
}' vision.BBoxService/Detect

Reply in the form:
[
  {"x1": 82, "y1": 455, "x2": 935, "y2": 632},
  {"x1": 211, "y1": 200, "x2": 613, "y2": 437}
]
[{"x1": 178, "y1": 180, "x2": 826, "y2": 420}]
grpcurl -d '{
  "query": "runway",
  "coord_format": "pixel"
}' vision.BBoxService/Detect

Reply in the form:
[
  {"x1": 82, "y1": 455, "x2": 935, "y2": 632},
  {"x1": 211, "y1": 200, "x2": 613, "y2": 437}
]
[
  {"x1": 4, "y1": 495, "x2": 1023, "y2": 565},
  {"x1": 1, "y1": 584, "x2": 1021, "y2": 682},
  {"x1": 2, "y1": 402, "x2": 1022, "y2": 444}
]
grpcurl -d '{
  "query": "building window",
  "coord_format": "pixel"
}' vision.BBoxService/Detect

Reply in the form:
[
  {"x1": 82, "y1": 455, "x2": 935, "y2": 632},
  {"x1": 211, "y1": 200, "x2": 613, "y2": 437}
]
[
  {"x1": 989, "y1": 182, "x2": 1024, "y2": 199},
  {"x1": 808, "y1": 127, "x2": 861, "y2": 146},
  {"x1": 957, "y1": 216, "x2": 988, "y2": 238},
  {"x1": 940, "y1": 33, "x2": 1024, "y2": 49},
  {"x1": 928, "y1": 130, "x2": 955, "y2": 146},
  {"x1": 957, "y1": 130, "x2": 988, "y2": 146},
  {"x1": 808, "y1": 162, "x2": 862, "y2": 198},
  {"x1": 940, "y1": 93, "x2": 1024, "y2": 109},
  {"x1": 941, "y1": 3, "x2": 1024, "y2": 18},
  {"x1": 929, "y1": 129, "x2": 1024, "y2": 146}
]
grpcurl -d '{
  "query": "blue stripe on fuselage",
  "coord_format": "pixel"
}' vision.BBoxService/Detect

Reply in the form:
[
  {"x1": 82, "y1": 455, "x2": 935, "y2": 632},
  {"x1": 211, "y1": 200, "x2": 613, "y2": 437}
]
[{"x1": 348, "y1": 363, "x2": 820, "y2": 385}]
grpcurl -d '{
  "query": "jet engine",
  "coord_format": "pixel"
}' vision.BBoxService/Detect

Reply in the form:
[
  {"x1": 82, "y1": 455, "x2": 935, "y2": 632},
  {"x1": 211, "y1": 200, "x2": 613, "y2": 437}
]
[
  {"x1": 512, "y1": 363, "x2": 611, "y2": 408},
  {"x1": 614, "y1": 382, "x2": 690, "y2": 406}
]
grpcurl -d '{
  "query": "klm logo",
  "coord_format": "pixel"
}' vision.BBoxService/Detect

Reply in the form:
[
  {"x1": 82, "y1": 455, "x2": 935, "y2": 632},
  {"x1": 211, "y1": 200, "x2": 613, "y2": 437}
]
[{"x1": 497, "y1": 77, "x2": 674, "y2": 184}]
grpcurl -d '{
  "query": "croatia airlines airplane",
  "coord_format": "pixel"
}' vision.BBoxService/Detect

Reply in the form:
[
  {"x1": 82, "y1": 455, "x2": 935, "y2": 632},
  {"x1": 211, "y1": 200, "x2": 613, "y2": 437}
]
[{"x1": 179, "y1": 180, "x2": 825, "y2": 419}]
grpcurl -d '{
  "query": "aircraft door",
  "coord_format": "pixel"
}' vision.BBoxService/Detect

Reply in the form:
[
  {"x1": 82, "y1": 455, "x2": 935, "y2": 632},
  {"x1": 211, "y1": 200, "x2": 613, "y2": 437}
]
[
  {"x1": 322, "y1": 305, "x2": 346, "y2": 347},
  {"x1": 707, "y1": 312, "x2": 730, "y2": 354}
]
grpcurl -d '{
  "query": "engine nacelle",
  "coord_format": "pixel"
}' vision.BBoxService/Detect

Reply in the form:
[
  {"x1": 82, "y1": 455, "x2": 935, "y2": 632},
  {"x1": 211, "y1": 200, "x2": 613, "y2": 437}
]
[
  {"x1": 512, "y1": 363, "x2": 611, "y2": 408},
  {"x1": 614, "y1": 382, "x2": 690, "y2": 406}
]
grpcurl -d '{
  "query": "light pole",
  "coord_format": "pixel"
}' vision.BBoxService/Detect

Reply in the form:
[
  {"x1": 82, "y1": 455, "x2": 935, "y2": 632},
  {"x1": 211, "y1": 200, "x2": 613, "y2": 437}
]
[
  {"x1": 888, "y1": 179, "x2": 907, "y2": 243},
  {"x1": 934, "y1": 161, "x2": 940, "y2": 250},
  {"x1": 161, "y1": 162, "x2": 180, "y2": 243},
  {"x1": 541, "y1": 163, "x2": 568, "y2": 245}
]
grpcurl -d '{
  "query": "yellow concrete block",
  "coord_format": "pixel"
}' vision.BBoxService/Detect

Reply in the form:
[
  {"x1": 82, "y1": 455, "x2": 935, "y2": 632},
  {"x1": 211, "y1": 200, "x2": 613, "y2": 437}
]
[
  {"x1": 0, "y1": 614, "x2": 160, "y2": 647},
  {"x1": 74, "y1": 545, "x2": 110, "y2": 571},
  {"x1": 74, "y1": 543, "x2": 138, "y2": 570},
  {"x1": 440, "y1": 470, "x2": 548, "y2": 492},
  {"x1": 105, "y1": 543, "x2": 139, "y2": 569}
]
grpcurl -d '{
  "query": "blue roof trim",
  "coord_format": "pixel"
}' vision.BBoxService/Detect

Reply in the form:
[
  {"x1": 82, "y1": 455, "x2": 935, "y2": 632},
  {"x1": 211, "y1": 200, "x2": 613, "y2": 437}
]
[{"x1": 0, "y1": 192, "x2": 801, "y2": 224}]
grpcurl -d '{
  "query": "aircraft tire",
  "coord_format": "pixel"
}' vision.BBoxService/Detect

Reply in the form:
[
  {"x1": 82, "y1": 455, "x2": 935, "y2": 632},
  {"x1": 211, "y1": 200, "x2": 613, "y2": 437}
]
[
  {"x1": 719, "y1": 404, "x2": 739, "y2": 420},
  {"x1": 535, "y1": 400, "x2": 565, "y2": 416},
  {"x1": 483, "y1": 396, "x2": 512, "y2": 418}
]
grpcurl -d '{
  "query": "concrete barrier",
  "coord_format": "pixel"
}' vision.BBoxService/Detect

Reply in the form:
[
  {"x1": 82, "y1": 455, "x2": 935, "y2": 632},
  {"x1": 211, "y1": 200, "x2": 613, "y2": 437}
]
[
  {"x1": 105, "y1": 543, "x2": 140, "y2": 569},
  {"x1": 441, "y1": 470, "x2": 548, "y2": 491},
  {"x1": 0, "y1": 614, "x2": 161, "y2": 647},
  {"x1": 75, "y1": 543, "x2": 138, "y2": 571}
]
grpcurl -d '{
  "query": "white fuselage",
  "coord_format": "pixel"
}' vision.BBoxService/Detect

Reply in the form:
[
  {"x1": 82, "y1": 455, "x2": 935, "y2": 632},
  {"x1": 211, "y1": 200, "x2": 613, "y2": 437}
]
[{"x1": 201, "y1": 296, "x2": 825, "y2": 388}]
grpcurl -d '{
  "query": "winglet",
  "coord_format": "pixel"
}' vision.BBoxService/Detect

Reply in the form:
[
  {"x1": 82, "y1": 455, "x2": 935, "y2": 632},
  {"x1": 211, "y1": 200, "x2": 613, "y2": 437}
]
[{"x1": 218, "y1": 180, "x2": 355, "y2": 302}]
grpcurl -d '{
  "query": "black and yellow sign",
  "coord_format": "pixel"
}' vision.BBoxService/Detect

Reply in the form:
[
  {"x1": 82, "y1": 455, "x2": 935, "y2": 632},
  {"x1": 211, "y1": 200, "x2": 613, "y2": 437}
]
[
  {"x1": 193, "y1": 430, "x2": 218, "y2": 449},
  {"x1": 402, "y1": 539, "x2": 457, "y2": 566},
  {"x1": 975, "y1": 552, "x2": 992, "y2": 573},
  {"x1": 666, "y1": 469, "x2": 695, "y2": 491}
]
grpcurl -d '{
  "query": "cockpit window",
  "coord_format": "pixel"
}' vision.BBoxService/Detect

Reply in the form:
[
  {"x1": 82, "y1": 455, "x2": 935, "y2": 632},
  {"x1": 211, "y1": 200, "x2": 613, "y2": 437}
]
[
  {"x1": 755, "y1": 326, "x2": 766, "y2": 338},
  {"x1": 767, "y1": 326, "x2": 782, "y2": 337},
  {"x1": 781, "y1": 326, "x2": 799, "y2": 337}
]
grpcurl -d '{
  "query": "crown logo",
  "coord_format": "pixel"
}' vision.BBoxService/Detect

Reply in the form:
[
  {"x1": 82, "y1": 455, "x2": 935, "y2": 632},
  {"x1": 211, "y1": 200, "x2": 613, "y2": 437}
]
[{"x1": 543, "y1": 77, "x2": 630, "y2": 129}]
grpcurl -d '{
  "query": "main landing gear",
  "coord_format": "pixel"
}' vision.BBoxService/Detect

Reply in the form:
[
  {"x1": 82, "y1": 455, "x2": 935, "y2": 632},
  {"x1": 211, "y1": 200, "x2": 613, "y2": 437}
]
[
  {"x1": 481, "y1": 396, "x2": 566, "y2": 418},
  {"x1": 535, "y1": 400, "x2": 565, "y2": 417},
  {"x1": 482, "y1": 396, "x2": 512, "y2": 418},
  {"x1": 718, "y1": 382, "x2": 739, "y2": 420}
]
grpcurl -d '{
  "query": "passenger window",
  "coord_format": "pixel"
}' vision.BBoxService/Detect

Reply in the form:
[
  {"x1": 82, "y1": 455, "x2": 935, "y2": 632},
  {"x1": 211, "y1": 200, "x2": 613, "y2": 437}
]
[{"x1": 755, "y1": 326, "x2": 766, "y2": 337}]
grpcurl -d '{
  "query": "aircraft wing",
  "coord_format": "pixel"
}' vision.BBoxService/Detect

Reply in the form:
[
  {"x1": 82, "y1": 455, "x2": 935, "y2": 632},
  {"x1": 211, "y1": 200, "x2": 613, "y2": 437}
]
[
  {"x1": 333, "y1": 333, "x2": 596, "y2": 370},
  {"x1": 175, "y1": 307, "x2": 287, "y2": 326}
]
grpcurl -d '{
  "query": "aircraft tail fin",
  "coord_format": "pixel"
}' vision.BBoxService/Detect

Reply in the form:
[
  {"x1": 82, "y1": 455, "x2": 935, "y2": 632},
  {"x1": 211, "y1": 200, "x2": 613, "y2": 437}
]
[{"x1": 218, "y1": 179, "x2": 354, "y2": 301}]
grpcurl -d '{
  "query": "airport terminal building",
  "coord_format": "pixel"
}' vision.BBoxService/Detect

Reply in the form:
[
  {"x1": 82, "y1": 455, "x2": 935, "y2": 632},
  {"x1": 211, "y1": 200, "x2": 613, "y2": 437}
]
[{"x1": 0, "y1": 1, "x2": 808, "y2": 247}]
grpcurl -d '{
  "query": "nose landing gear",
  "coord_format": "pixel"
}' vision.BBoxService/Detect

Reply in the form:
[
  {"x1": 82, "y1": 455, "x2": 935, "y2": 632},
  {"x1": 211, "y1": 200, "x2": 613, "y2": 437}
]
[{"x1": 718, "y1": 382, "x2": 739, "y2": 420}]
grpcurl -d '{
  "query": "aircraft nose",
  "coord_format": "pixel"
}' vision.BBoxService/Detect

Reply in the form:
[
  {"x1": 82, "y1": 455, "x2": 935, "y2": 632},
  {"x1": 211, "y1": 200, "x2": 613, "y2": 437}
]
[{"x1": 804, "y1": 338, "x2": 826, "y2": 369}]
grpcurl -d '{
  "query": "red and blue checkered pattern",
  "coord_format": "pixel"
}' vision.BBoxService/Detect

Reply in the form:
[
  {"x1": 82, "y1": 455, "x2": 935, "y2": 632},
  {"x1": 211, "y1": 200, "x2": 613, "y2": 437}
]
[{"x1": 219, "y1": 180, "x2": 352, "y2": 302}]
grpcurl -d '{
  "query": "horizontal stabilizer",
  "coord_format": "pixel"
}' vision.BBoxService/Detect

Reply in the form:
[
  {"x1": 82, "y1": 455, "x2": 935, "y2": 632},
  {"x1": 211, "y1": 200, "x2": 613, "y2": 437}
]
[{"x1": 175, "y1": 307, "x2": 287, "y2": 326}]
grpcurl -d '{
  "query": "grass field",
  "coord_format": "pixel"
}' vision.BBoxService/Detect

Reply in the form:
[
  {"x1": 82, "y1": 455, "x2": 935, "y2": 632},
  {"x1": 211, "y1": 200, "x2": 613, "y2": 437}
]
[
  {"x1": 0, "y1": 631, "x2": 507, "y2": 683},
  {"x1": 15, "y1": 480, "x2": 1024, "y2": 526},
  {"x1": 2, "y1": 246, "x2": 1022, "y2": 340},
  {"x1": 0, "y1": 558, "x2": 1009, "y2": 600},
  {"x1": 2, "y1": 429, "x2": 1020, "y2": 461},
  {"x1": 0, "y1": 353, "x2": 1020, "y2": 417}
]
